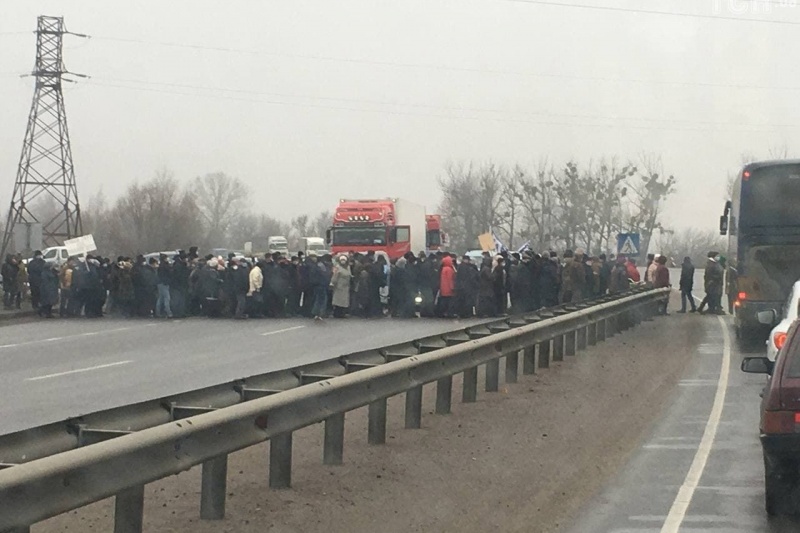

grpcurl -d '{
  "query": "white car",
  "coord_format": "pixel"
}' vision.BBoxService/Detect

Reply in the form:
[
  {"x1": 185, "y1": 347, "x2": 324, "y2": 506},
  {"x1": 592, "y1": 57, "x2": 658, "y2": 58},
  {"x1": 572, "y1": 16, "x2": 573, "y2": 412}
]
[{"x1": 762, "y1": 281, "x2": 800, "y2": 362}]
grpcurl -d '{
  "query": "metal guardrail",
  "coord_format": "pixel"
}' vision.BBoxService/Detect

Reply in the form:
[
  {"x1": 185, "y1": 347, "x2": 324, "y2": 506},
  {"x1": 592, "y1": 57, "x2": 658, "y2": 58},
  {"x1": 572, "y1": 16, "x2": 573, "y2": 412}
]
[{"x1": 0, "y1": 287, "x2": 669, "y2": 533}]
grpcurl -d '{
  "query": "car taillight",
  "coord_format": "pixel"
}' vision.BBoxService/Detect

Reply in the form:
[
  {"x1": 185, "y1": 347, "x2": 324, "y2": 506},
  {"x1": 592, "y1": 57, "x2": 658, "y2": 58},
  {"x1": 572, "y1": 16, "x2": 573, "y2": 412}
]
[
  {"x1": 763, "y1": 411, "x2": 798, "y2": 434},
  {"x1": 738, "y1": 291, "x2": 747, "y2": 301},
  {"x1": 775, "y1": 332, "x2": 788, "y2": 350}
]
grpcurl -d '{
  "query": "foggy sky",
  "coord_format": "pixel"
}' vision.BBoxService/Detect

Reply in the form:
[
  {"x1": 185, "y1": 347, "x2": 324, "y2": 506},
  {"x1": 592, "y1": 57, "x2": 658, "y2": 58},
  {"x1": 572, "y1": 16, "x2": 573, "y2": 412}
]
[{"x1": 1, "y1": 0, "x2": 798, "y2": 238}]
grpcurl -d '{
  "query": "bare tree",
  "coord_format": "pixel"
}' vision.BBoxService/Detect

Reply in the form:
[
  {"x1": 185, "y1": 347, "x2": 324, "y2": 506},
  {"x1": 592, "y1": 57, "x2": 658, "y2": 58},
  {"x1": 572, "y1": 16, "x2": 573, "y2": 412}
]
[
  {"x1": 310, "y1": 211, "x2": 333, "y2": 238},
  {"x1": 658, "y1": 227, "x2": 725, "y2": 266},
  {"x1": 625, "y1": 154, "x2": 677, "y2": 258},
  {"x1": 193, "y1": 172, "x2": 250, "y2": 247},
  {"x1": 438, "y1": 161, "x2": 505, "y2": 251},
  {"x1": 105, "y1": 169, "x2": 202, "y2": 255}
]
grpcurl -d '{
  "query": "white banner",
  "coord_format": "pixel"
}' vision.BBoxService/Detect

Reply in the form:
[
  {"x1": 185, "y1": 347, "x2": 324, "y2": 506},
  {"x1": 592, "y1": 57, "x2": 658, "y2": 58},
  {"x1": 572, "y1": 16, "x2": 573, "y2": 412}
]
[{"x1": 63, "y1": 234, "x2": 97, "y2": 256}]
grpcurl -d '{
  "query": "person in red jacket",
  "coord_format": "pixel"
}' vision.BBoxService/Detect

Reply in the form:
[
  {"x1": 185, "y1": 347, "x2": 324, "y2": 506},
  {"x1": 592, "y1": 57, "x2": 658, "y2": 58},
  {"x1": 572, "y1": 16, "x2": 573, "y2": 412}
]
[
  {"x1": 625, "y1": 258, "x2": 641, "y2": 283},
  {"x1": 653, "y1": 255, "x2": 671, "y2": 314},
  {"x1": 436, "y1": 255, "x2": 456, "y2": 317}
]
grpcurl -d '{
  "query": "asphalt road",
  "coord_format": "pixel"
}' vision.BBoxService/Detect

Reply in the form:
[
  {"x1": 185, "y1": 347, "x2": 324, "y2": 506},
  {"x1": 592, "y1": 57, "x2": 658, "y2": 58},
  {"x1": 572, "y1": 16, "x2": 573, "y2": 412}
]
[
  {"x1": 0, "y1": 316, "x2": 482, "y2": 436},
  {"x1": 563, "y1": 310, "x2": 799, "y2": 532}
]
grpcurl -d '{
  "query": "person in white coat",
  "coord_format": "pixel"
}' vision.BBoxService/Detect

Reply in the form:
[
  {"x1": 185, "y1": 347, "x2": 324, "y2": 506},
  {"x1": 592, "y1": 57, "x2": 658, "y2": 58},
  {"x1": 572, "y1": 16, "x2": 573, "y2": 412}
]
[{"x1": 330, "y1": 255, "x2": 352, "y2": 318}]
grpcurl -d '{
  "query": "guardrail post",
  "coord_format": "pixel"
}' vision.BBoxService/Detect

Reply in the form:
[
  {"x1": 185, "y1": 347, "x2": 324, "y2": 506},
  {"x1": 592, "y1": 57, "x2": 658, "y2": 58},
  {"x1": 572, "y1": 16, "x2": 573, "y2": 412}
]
[
  {"x1": 587, "y1": 321, "x2": 597, "y2": 346},
  {"x1": 538, "y1": 340, "x2": 550, "y2": 368},
  {"x1": 324, "y1": 413, "x2": 345, "y2": 465},
  {"x1": 405, "y1": 386, "x2": 423, "y2": 429},
  {"x1": 577, "y1": 326, "x2": 587, "y2": 351},
  {"x1": 505, "y1": 351, "x2": 518, "y2": 383},
  {"x1": 436, "y1": 376, "x2": 452, "y2": 414},
  {"x1": 522, "y1": 345, "x2": 536, "y2": 374},
  {"x1": 565, "y1": 331, "x2": 576, "y2": 356},
  {"x1": 606, "y1": 315, "x2": 616, "y2": 338},
  {"x1": 200, "y1": 454, "x2": 228, "y2": 520},
  {"x1": 597, "y1": 318, "x2": 606, "y2": 342},
  {"x1": 463, "y1": 366, "x2": 478, "y2": 402},
  {"x1": 553, "y1": 336, "x2": 564, "y2": 361},
  {"x1": 485, "y1": 359, "x2": 500, "y2": 392},
  {"x1": 114, "y1": 485, "x2": 144, "y2": 533},
  {"x1": 368, "y1": 399, "x2": 387, "y2": 444},
  {"x1": 269, "y1": 432, "x2": 293, "y2": 489}
]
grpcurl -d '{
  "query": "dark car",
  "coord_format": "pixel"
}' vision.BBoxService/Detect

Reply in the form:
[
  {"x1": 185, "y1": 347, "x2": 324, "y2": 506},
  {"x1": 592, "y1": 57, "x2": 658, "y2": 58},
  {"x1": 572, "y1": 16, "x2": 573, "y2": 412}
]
[{"x1": 743, "y1": 319, "x2": 800, "y2": 515}]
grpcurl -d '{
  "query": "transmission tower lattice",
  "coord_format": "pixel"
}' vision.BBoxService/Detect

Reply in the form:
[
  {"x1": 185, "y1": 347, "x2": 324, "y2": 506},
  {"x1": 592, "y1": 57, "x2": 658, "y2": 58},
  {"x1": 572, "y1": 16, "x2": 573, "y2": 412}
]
[{"x1": 1, "y1": 15, "x2": 85, "y2": 258}]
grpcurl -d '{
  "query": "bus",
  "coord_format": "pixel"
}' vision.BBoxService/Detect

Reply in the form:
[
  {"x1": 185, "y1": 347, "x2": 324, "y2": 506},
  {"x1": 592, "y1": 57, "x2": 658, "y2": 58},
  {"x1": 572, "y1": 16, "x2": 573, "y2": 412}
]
[{"x1": 721, "y1": 160, "x2": 800, "y2": 342}]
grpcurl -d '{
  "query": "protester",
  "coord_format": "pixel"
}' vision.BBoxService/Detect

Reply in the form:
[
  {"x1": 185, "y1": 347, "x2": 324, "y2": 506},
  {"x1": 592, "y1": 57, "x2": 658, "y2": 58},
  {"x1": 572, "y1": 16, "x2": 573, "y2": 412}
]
[
  {"x1": 330, "y1": 255, "x2": 352, "y2": 318},
  {"x1": 678, "y1": 256, "x2": 697, "y2": 313}
]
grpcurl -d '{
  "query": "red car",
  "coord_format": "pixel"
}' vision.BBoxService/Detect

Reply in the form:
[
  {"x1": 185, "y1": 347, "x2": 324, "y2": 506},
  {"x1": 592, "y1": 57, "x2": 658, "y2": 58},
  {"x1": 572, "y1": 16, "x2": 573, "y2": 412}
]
[{"x1": 743, "y1": 320, "x2": 800, "y2": 515}]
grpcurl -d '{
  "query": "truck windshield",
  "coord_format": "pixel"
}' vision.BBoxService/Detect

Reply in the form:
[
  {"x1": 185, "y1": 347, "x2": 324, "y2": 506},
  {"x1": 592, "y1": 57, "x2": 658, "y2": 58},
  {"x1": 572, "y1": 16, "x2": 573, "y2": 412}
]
[
  {"x1": 742, "y1": 164, "x2": 800, "y2": 228},
  {"x1": 332, "y1": 227, "x2": 387, "y2": 246}
]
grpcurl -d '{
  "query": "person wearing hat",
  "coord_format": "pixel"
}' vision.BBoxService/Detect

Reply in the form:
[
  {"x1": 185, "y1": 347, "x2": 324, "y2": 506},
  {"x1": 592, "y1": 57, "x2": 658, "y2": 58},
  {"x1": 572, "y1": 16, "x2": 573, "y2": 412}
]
[
  {"x1": 27, "y1": 249, "x2": 46, "y2": 310},
  {"x1": 330, "y1": 255, "x2": 352, "y2": 318},
  {"x1": 678, "y1": 256, "x2": 697, "y2": 313},
  {"x1": 698, "y1": 252, "x2": 724, "y2": 314},
  {"x1": 455, "y1": 254, "x2": 479, "y2": 318}
]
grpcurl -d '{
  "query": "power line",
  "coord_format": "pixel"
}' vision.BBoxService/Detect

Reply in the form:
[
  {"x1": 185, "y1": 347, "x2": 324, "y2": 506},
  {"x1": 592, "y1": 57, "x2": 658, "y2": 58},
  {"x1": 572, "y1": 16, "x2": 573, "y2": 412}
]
[
  {"x1": 82, "y1": 79, "x2": 799, "y2": 133},
  {"x1": 502, "y1": 0, "x2": 800, "y2": 25},
  {"x1": 89, "y1": 35, "x2": 800, "y2": 93},
  {"x1": 92, "y1": 75, "x2": 800, "y2": 128}
]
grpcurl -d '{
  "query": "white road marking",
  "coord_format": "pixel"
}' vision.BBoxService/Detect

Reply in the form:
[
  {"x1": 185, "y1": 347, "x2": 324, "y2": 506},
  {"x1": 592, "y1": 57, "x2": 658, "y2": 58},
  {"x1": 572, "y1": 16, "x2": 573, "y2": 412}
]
[
  {"x1": 26, "y1": 360, "x2": 133, "y2": 381},
  {"x1": 0, "y1": 326, "x2": 136, "y2": 351},
  {"x1": 261, "y1": 325, "x2": 306, "y2": 337},
  {"x1": 660, "y1": 316, "x2": 730, "y2": 533}
]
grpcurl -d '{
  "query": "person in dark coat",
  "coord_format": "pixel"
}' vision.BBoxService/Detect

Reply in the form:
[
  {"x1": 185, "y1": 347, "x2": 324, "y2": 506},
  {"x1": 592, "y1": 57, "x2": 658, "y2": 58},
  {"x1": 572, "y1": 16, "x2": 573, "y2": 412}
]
[
  {"x1": 510, "y1": 255, "x2": 533, "y2": 314},
  {"x1": 403, "y1": 253, "x2": 421, "y2": 317},
  {"x1": 539, "y1": 253, "x2": 560, "y2": 308},
  {"x1": 678, "y1": 256, "x2": 697, "y2": 313},
  {"x1": 38, "y1": 265, "x2": 59, "y2": 318},
  {"x1": 609, "y1": 256, "x2": 629, "y2": 294},
  {"x1": 229, "y1": 257, "x2": 250, "y2": 319},
  {"x1": 308, "y1": 253, "x2": 329, "y2": 319},
  {"x1": 492, "y1": 256, "x2": 507, "y2": 316},
  {"x1": 198, "y1": 259, "x2": 222, "y2": 317},
  {"x1": 390, "y1": 257, "x2": 413, "y2": 318},
  {"x1": 455, "y1": 255, "x2": 479, "y2": 318},
  {"x1": 137, "y1": 258, "x2": 159, "y2": 318},
  {"x1": 416, "y1": 254, "x2": 436, "y2": 317},
  {"x1": 27, "y1": 250, "x2": 46, "y2": 310},
  {"x1": 286, "y1": 256, "x2": 302, "y2": 317},
  {"x1": 599, "y1": 254, "x2": 612, "y2": 296},
  {"x1": 82, "y1": 257, "x2": 107, "y2": 318},
  {"x1": 170, "y1": 252, "x2": 190, "y2": 318},
  {"x1": 114, "y1": 259, "x2": 135, "y2": 317},
  {"x1": 476, "y1": 257, "x2": 496, "y2": 317},
  {"x1": 2, "y1": 255, "x2": 19, "y2": 310},
  {"x1": 274, "y1": 257, "x2": 291, "y2": 317},
  {"x1": 368, "y1": 256, "x2": 386, "y2": 317}
]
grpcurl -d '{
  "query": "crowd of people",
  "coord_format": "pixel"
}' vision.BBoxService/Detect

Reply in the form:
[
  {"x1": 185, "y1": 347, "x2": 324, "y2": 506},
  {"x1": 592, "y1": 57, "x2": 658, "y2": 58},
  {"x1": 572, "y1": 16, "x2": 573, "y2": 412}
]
[{"x1": 1, "y1": 245, "x2": 684, "y2": 321}]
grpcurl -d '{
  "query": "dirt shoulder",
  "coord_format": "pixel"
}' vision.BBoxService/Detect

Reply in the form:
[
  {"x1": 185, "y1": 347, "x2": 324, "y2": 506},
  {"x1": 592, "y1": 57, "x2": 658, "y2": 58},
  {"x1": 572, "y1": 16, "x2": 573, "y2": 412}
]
[{"x1": 36, "y1": 295, "x2": 702, "y2": 533}]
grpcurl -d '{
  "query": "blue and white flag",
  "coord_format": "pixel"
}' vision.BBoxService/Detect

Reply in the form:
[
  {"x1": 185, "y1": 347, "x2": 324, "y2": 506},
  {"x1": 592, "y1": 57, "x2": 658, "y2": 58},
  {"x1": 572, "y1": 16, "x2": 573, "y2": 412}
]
[
  {"x1": 517, "y1": 241, "x2": 531, "y2": 254},
  {"x1": 491, "y1": 230, "x2": 508, "y2": 254}
]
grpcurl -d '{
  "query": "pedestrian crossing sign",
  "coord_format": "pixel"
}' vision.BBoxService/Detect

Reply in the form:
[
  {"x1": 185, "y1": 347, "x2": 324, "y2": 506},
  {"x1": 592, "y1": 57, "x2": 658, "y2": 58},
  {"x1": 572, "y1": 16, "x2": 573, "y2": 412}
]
[{"x1": 616, "y1": 233, "x2": 640, "y2": 257}]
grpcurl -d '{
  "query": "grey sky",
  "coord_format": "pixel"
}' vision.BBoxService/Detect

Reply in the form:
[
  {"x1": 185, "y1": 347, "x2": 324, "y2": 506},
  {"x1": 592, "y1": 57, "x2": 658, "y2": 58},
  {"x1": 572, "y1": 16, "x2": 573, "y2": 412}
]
[{"x1": 1, "y1": 0, "x2": 797, "y2": 236}]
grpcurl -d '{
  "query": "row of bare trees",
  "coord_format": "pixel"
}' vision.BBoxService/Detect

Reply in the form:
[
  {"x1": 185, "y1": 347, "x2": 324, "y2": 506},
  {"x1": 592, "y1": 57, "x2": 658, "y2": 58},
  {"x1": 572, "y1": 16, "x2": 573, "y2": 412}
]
[
  {"x1": 438, "y1": 155, "x2": 676, "y2": 257},
  {"x1": 77, "y1": 170, "x2": 331, "y2": 256}
]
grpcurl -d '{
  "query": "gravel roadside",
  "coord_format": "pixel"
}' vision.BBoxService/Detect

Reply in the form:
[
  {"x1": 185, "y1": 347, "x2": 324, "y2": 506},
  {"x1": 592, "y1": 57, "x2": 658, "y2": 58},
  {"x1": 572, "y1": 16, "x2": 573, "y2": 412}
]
[{"x1": 35, "y1": 294, "x2": 701, "y2": 533}]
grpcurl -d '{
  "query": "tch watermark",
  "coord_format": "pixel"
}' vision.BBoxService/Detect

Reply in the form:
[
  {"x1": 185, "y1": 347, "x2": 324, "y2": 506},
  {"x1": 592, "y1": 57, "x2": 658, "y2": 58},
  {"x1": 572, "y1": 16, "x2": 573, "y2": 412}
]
[{"x1": 712, "y1": 0, "x2": 798, "y2": 14}]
